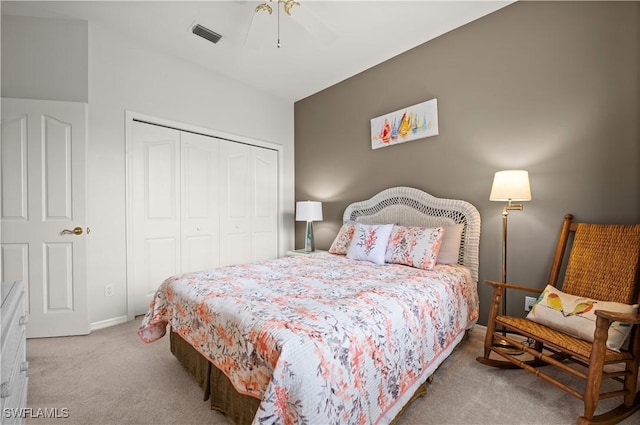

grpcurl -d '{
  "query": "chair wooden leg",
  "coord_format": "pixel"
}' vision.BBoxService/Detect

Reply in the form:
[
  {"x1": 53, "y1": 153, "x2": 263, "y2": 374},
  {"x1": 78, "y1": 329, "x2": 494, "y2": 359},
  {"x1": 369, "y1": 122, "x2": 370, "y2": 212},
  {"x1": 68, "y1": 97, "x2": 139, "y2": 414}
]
[
  {"x1": 582, "y1": 316, "x2": 609, "y2": 421},
  {"x1": 622, "y1": 360, "x2": 639, "y2": 408},
  {"x1": 623, "y1": 327, "x2": 640, "y2": 408},
  {"x1": 481, "y1": 286, "x2": 502, "y2": 358},
  {"x1": 476, "y1": 286, "x2": 535, "y2": 368},
  {"x1": 576, "y1": 317, "x2": 640, "y2": 425}
]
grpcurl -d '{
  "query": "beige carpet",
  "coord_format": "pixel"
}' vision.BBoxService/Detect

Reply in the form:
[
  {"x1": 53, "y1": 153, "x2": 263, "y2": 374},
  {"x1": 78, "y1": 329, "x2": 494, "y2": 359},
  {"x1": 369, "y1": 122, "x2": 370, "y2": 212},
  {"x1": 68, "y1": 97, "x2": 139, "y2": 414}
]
[{"x1": 25, "y1": 319, "x2": 640, "y2": 425}]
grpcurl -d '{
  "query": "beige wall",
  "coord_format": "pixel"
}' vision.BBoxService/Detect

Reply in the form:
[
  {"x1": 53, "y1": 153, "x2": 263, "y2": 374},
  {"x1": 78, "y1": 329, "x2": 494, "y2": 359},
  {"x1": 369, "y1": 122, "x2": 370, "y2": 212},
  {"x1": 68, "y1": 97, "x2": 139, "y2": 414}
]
[{"x1": 294, "y1": 1, "x2": 640, "y2": 325}]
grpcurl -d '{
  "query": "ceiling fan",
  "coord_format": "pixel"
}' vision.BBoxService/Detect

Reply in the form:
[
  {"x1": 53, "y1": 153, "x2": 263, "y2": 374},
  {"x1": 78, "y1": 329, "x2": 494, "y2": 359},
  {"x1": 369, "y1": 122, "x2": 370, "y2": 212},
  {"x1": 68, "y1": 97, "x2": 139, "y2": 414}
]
[
  {"x1": 243, "y1": 0, "x2": 337, "y2": 49},
  {"x1": 255, "y1": 0, "x2": 300, "y2": 16}
]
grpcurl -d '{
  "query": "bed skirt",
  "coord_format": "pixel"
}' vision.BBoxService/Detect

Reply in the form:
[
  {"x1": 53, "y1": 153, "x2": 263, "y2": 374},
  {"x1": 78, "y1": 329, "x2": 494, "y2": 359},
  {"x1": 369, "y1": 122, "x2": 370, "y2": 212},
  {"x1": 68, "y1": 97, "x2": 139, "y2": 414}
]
[
  {"x1": 170, "y1": 330, "x2": 260, "y2": 423},
  {"x1": 169, "y1": 331, "x2": 436, "y2": 425},
  {"x1": 169, "y1": 331, "x2": 427, "y2": 425},
  {"x1": 169, "y1": 330, "x2": 428, "y2": 424}
]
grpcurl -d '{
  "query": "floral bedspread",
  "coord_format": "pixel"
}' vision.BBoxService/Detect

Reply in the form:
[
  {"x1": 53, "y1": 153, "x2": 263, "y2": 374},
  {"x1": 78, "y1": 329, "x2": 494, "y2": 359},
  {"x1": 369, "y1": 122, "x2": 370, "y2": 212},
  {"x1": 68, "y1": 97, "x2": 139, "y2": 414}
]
[{"x1": 138, "y1": 252, "x2": 478, "y2": 425}]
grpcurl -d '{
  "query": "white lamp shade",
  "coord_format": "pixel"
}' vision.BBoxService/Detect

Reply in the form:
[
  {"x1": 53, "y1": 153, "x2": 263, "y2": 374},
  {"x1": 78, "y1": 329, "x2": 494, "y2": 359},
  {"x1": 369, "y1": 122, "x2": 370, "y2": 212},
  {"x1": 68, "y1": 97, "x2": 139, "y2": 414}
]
[
  {"x1": 489, "y1": 170, "x2": 532, "y2": 201},
  {"x1": 296, "y1": 201, "x2": 323, "y2": 221}
]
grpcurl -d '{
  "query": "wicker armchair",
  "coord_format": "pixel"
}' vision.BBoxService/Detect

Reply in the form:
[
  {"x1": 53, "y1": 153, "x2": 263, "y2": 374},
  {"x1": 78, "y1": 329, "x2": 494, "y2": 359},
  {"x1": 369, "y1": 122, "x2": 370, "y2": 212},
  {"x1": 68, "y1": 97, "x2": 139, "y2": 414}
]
[{"x1": 477, "y1": 214, "x2": 640, "y2": 424}]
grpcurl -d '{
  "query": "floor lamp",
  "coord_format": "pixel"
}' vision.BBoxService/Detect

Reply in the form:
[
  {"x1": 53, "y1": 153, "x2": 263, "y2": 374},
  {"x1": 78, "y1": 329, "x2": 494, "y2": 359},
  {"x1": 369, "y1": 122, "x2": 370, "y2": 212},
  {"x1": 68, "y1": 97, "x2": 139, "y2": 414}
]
[
  {"x1": 489, "y1": 170, "x2": 532, "y2": 350},
  {"x1": 295, "y1": 201, "x2": 323, "y2": 252}
]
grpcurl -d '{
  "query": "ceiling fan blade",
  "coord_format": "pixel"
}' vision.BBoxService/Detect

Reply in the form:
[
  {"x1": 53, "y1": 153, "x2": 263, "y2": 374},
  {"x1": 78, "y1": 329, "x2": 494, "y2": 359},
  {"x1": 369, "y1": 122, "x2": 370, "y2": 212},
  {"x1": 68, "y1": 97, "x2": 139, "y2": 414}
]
[
  {"x1": 291, "y1": 3, "x2": 338, "y2": 46},
  {"x1": 243, "y1": 6, "x2": 275, "y2": 49}
]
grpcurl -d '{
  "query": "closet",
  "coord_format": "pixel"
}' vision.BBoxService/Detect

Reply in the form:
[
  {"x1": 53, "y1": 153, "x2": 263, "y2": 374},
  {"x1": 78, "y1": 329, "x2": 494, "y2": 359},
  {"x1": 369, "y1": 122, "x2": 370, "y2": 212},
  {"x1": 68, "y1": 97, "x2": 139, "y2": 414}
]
[{"x1": 130, "y1": 121, "x2": 278, "y2": 315}]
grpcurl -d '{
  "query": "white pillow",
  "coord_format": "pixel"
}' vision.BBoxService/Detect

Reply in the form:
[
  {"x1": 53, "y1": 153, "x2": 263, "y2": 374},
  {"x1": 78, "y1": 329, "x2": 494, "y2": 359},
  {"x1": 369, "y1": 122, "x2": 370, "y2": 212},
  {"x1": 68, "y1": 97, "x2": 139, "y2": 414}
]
[
  {"x1": 437, "y1": 224, "x2": 464, "y2": 264},
  {"x1": 346, "y1": 223, "x2": 393, "y2": 265},
  {"x1": 385, "y1": 225, "x2": 445, "y2": 270},
  {"x1": 526, "y1": 285, "x2": 638, "y2": 351}
]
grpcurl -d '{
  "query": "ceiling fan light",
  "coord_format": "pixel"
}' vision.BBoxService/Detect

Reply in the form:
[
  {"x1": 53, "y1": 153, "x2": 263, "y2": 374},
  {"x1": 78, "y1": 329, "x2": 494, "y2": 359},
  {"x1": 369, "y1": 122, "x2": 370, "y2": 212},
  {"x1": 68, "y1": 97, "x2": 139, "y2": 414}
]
[
  {"x1": 255, "y1": 3, "x2": 273, "y2": 14},
  {"x1": 255, "y1": 1, "x2": 299, "y2": 16}
]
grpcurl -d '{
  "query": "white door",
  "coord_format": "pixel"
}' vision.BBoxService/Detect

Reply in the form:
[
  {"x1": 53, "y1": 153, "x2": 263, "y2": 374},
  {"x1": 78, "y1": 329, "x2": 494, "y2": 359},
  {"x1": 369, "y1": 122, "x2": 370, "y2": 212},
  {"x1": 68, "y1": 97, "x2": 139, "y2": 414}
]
[
  {"x1": 219, "y1": 142, "x2": 252, "y2": 266},
  {"x1": 219, "y1": 142, "x2": 279, "y2": 265},
  {"x1": 129, "y1": 120, "x2": 279, "y2": 314},
  {"x1": 180, "y1": 132, "x2": 220, "y2": 273},
  {"x1": 130, "y1": 123, "x2": 221, "y2": 315},
  {"x1": 251, "y1": 147, "x2": 278, "y2": 262},
  {"x1": 1, "y1": 98, "x2": 89, "y2": 338},
  {"x1": 130, "y1": 122, "x2": 181, "y2": 315}
]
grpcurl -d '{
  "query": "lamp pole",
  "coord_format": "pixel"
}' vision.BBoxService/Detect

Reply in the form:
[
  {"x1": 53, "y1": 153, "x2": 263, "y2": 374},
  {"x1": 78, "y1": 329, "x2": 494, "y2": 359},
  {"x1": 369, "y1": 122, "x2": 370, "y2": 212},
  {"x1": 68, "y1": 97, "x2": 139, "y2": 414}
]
[
  {"x1": 495, "y1": 199, "x2": 524, "y2": 352},
  {"x1": 489, "y1": 169, "x2": 531, "y2": 352}
]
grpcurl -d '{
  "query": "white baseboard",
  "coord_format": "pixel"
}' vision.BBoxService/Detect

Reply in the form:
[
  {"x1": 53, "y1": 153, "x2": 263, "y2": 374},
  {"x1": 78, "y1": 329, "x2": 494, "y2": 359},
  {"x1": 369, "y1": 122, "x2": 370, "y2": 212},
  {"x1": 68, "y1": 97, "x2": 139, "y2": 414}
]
[{"x1": 90, "y1": 315, "x2": 129, "y2": 331}]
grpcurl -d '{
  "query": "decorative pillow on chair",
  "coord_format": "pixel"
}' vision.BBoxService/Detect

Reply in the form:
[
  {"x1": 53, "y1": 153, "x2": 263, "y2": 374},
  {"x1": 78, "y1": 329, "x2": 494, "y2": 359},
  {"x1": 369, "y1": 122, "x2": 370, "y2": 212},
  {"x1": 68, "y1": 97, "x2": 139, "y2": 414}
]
[
  {"x1": 328, "y1": 221, "x2": 357, "y2": 255},
  {"x1": 526, "y1": 285, "x2": 639, "y2": 351},
  {"x1": 384, "y1": 225, "x2": 445, "y2": 270},
  {"x1": 437, "y1": 224, "x2": 464, "y2": 265},
  {"x1": 346, "y1": 223, "x2": 393, "y2": 265}
]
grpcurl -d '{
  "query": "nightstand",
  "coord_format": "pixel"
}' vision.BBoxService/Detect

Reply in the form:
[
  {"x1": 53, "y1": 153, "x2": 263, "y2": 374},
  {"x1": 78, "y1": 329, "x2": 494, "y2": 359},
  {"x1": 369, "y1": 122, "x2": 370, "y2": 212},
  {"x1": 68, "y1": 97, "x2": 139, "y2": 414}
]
[{"x1": 285, "y1": 249, "x2": 326, "y2": 257}]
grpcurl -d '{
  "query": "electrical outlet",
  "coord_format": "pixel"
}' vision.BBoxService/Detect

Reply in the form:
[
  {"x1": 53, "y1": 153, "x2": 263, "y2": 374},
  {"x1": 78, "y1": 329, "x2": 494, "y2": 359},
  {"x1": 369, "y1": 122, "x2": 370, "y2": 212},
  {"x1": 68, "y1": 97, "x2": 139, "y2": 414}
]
[
  {"x1": 104, "y1": 284, "x2": 114, "y2": 297},
  {"x1": 524, "y1": 296, "x2": 536, "y2": 312}
]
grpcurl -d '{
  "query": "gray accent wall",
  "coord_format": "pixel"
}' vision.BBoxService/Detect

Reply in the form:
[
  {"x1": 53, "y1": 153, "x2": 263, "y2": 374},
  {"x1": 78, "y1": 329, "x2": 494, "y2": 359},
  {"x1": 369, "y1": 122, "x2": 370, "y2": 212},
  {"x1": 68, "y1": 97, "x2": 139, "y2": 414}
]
[{"x1": 294, "y1": 1, "x2": 640, "y2": 325}]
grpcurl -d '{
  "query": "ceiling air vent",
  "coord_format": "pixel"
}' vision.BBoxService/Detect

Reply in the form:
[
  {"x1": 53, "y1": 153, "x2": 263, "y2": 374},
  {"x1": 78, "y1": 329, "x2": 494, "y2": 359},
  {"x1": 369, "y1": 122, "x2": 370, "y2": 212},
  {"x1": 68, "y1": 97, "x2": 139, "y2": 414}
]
[{"x1": 192, "y1": 24, "x2": 222, "y2": 44}]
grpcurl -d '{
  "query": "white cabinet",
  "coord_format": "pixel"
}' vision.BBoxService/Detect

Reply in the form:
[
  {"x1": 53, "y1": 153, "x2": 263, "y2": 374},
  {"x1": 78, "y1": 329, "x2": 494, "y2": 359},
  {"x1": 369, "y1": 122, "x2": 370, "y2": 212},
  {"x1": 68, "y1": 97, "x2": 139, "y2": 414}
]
[
  {"x1": 130, "y1": 121, "x2": 279, "y2": 314},
  {"x1": 1, "y1": 280, "x2": 28, "y2": 425}
]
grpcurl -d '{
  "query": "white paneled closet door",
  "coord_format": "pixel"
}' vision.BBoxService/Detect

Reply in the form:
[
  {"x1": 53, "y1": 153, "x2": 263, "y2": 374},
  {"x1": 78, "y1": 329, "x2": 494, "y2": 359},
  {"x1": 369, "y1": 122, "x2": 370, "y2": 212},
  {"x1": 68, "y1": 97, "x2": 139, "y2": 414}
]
[
  {"x1": 219, "y1": 142, "x2": 251, "y2": 266},
  {"x1": 131, "y1": 122, "x2": 182, "y2": 315},
  {"x1": 130, "y1": 120, "x2": 278, "y2": 315},
  {"x1": 180, "y1": 132, "x2": 220, "y2": 273},
  {"x1": 251, "y1": 147, "x2": 278, "y2": 262},
  {"x1": 131, "y1": 123, "x2": 222, "y2": 315},
  {"x1": 219, "y1": 142, "x2": 278, "y2": 266}
]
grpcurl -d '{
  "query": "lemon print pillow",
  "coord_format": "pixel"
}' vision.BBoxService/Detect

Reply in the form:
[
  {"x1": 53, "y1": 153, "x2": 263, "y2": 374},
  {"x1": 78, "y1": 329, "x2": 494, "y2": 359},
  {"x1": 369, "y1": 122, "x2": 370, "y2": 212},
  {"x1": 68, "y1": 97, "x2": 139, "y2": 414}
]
[{"x1": 526, "y1": 285, "x2": 638, "y2": 351}]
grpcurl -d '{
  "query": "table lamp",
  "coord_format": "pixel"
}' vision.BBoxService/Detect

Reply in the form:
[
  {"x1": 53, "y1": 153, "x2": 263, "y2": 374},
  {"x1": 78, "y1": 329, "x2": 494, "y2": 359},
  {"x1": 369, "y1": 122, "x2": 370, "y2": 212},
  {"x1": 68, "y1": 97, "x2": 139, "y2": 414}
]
[{"x1": 296, "y1": 201, "x2": 323, "y2": 252}]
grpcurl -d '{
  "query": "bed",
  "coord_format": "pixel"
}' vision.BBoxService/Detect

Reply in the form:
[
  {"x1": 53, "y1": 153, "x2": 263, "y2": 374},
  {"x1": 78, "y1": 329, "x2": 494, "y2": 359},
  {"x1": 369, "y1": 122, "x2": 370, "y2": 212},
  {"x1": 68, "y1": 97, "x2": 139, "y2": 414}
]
[{"x1": 138, "y1": 186, "x2": 480, "y2": 425}]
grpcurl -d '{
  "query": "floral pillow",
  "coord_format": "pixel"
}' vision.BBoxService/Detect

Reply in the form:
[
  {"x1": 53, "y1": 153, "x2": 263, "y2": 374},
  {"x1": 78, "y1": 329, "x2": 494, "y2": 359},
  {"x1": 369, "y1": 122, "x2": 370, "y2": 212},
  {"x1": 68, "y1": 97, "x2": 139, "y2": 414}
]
[
  {"x1": 328, "y1": 221, "x2": 357, "y2": 255},
  {"x1": 385, "y1": 225, "x2": 445, "y2": 270},
  {"x1": 346, "y1": 223, "x2": 393, "y2": 265},
  {"x1": 526, "y1": 285, "x2": 639, "y2": 351}
]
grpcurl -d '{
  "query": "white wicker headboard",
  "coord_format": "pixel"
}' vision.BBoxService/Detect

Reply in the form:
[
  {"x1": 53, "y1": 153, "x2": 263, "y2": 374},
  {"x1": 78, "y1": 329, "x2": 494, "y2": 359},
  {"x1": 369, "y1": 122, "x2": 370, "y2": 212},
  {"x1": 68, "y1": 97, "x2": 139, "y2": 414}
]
[{"x1": 343, "y1": 187, "x2": 481, "y2": 283}]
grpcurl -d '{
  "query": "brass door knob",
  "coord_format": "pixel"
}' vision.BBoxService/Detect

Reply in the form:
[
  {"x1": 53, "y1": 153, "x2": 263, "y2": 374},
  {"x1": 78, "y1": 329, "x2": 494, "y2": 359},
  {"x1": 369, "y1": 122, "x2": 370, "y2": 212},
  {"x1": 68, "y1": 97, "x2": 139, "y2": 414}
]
[{"x1": 61, "y1": 227, "x2": 83, "y2": 235}]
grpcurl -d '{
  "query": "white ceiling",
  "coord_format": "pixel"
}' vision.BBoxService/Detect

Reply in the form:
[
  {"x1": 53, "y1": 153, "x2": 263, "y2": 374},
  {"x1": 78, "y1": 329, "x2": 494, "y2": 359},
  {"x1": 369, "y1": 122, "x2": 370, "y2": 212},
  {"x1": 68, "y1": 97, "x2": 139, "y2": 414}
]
[{"x1": 1, "y1": 1, "x2": 514, "y2": 102}]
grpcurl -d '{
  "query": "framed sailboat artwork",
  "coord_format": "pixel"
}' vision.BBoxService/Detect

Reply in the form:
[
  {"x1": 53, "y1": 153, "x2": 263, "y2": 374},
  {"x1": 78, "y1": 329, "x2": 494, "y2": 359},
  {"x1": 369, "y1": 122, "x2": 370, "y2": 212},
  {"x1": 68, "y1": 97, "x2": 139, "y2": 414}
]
[{"x1": 370, "y1": 98, "x2": 439, "y2": 149}]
